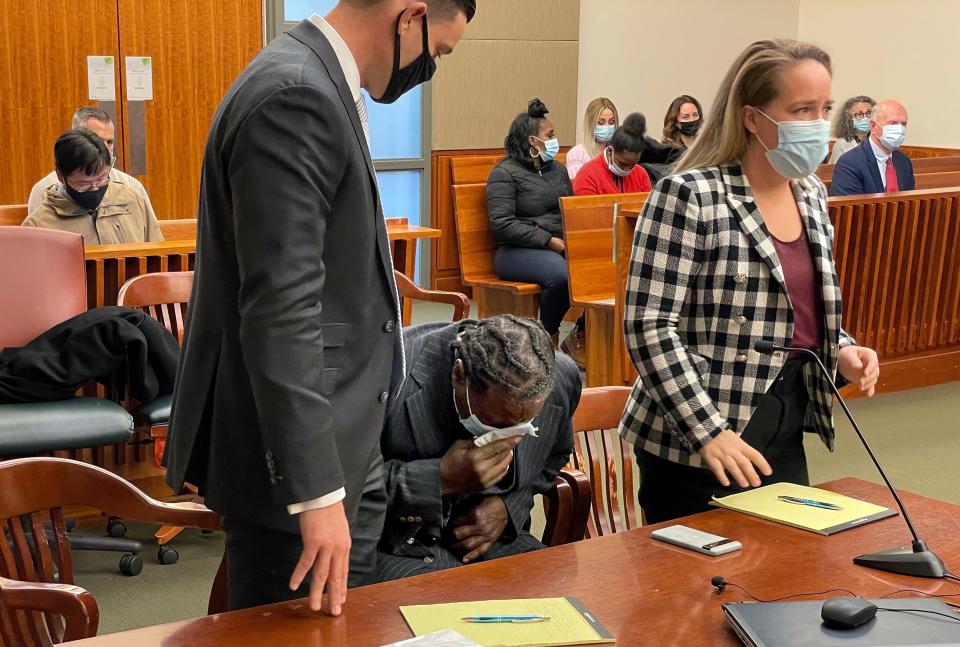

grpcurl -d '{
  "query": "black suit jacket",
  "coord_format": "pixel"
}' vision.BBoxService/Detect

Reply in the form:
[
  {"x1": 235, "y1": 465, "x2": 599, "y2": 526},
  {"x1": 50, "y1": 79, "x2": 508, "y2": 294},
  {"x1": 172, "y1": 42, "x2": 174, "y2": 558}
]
[
  {"x1": 165, "y1": 21, "x2": 402, "y2": 533},
  {"x1": 373, "y1": 321, "x2": 580, "y2": 580},
  {"x1": 829, "y1": 138, "x2": 916, "y2": 196}
]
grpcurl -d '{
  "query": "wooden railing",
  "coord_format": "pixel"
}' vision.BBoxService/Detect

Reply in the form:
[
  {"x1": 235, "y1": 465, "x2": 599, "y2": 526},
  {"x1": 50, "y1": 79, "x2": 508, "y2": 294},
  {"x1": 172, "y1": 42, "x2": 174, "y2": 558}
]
[{"x1": 614, "y1": 187, "x2": 960, "y2": 394}]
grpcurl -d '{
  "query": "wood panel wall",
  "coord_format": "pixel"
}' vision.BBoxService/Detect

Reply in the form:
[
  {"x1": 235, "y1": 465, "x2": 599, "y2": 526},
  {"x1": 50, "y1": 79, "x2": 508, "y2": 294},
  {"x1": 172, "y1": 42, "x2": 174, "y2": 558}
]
[
  {"x1": 0, "y1": 0, "x2": 122, "y2": 205},
  {"x1": 117, "y1": 0, "x2": 262, "y2": 220},
  {"x1": 431, "y1": 0, "x2": 580, "y2": 151}
]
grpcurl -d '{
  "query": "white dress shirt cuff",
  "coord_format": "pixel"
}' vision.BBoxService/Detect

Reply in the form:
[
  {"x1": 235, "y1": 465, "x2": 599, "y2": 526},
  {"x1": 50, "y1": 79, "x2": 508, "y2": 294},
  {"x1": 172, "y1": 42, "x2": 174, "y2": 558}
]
[{"x1": 287, "y1": 487, "x2": 346, "y2": 515}]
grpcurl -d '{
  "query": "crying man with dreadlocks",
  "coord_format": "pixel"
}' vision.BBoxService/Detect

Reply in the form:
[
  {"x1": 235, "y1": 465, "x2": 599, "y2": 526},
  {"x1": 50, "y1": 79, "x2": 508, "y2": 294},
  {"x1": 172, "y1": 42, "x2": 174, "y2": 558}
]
[{"x1": 364, "y1": 315, "x2": 581, "y2": 582}]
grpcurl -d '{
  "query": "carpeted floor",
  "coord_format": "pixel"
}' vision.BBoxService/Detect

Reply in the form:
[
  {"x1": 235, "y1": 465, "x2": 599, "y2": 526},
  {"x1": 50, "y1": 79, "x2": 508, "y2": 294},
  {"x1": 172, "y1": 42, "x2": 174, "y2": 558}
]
[{"x1": 73, "y1": 301, "x2": 960, "y2": 635}]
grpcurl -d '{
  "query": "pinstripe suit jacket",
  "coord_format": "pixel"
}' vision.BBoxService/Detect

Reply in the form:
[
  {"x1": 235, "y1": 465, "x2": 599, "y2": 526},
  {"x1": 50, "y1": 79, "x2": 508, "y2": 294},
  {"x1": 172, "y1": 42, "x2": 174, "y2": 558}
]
[
  {"x1": 619, "y1": 164, "x2": 857, "y2": 468},
  {"x1": 373, "y1": 321, "x2": 580, "y2": 582}
]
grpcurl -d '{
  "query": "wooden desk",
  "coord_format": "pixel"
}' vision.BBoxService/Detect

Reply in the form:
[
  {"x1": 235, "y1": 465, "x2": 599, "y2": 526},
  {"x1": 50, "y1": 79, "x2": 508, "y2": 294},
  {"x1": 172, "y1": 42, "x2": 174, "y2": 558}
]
[{"x1": 72, "y1": 478, "x2": 960, "y2": 646}]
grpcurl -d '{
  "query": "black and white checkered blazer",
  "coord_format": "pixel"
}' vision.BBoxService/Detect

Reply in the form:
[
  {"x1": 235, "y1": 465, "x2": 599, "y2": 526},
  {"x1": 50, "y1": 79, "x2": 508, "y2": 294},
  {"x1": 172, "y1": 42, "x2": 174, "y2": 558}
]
[{"x1": 619, "y1": 164, "x2": 856, "y2": 467}]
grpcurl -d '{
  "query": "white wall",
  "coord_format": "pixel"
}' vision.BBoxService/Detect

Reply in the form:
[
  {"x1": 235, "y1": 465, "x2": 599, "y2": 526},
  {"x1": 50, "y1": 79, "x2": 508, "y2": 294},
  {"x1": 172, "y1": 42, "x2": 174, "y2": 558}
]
[
  {"x1": 577, "y1": 0, "x2": 800, "y2": 146},
  {"x1": 579, "y1": 0, "x2": 960, "y2": 148},
  {"x1": 798, "y1": 0, "x2": 960, "y2": 147}
]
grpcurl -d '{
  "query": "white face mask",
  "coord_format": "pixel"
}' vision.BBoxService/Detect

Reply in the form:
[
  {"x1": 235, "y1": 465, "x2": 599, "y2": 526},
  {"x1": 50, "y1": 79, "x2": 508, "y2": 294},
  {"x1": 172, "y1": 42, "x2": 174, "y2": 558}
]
[
  {"x1": 453, "y1": 381, "x2": 538, "y2": 448},
  {"x1": 754, "y1": 108, "x2": 831, "y2": 179},
  {"x1": 605, "y1": 147, "x2": 634, "y2": 178}
]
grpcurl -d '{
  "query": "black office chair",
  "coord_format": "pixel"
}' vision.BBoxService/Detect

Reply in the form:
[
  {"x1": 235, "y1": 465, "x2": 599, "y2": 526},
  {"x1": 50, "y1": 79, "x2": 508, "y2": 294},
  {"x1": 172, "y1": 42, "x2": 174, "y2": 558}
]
[{"x1": 0, "y1": 228, "x2": 145, "y2": 575}]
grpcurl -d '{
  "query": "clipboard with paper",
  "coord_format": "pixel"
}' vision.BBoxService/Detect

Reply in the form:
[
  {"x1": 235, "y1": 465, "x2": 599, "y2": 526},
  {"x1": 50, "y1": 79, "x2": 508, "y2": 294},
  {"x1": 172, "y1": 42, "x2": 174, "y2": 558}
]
[{"x1": 400, "y1": 597, "x2": 615, "y2": 647}]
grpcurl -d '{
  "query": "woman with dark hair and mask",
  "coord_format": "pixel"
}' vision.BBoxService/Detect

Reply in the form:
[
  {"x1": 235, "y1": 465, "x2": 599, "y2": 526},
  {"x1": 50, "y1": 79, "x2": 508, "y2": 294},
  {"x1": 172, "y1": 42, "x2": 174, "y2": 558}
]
[
  {"x1": 23, "y1": 128, "x2": 162, "y2": 244},
  {"x1": 662, "y1": 94, "x2": 704, "y2": 156},
  {"x1": 573, "y1": 113, "x2": 653, "y2": 196},
  {"x1": 485, "y1": 98, "x2": 584, "y2": 366}
]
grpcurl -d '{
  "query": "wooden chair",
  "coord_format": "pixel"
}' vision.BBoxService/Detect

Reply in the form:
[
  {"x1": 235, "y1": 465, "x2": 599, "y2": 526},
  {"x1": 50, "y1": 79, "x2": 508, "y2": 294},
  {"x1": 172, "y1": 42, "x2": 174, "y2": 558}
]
[
  {"x1": 0, "y1": 457, "x2": 219, "y2": 645},
  {"x1": 116, "y1": 272, "x2": 193, "y2": 558},
  {"x1": 569, "y1": 386, "x2": 639, "y2": 539},
  {"x1": 451, "y1": 183, "x2": 542, "y2": 319},
  {"x1": 393, "y1": 270, "x2": 470, "y2": 323},
  {"x1": 0, "y1": 204, "x2": 27, "y2": 227}
]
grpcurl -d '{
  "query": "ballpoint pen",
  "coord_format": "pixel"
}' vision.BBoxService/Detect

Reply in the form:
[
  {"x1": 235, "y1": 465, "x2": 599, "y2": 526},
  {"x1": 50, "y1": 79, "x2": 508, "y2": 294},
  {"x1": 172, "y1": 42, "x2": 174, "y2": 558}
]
[
  {"x1": 778, "y1": 495, "x2": 843, "y2": 510},
  {"x1": 460, "y1": 615, "x2": 550, "y2": 623}
]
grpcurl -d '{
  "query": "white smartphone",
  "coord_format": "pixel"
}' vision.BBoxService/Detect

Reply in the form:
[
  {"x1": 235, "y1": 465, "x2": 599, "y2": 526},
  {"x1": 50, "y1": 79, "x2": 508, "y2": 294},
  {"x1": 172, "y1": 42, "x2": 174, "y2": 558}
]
[{"x1": 650, "y1": 524, "x2": 742, "y2": 556}]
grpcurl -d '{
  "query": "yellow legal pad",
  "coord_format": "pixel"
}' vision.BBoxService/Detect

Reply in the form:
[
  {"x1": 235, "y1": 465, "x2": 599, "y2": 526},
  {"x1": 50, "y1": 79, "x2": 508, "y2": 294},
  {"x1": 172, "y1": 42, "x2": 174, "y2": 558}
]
[
  {"x1": 399, "y1": 597, "x2": 615, "y2": 647},
  {"x1": 710, "y1": 482, "x2": 896, "y2": 535}
]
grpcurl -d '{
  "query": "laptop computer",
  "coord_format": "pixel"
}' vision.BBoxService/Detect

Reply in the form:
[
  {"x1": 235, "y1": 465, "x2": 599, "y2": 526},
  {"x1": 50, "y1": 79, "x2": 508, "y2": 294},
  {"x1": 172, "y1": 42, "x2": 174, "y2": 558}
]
[{"x1": 723, "y1": 598, "x2": 960, "y2": 646}]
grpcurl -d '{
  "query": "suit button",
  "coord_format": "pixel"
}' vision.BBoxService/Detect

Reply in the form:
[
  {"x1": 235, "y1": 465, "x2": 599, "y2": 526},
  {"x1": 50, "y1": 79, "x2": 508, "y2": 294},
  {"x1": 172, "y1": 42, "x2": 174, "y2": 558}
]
[
  {"x1": 265, "y1": 451, "x2": 274, "y2": 460},
  {"x1": 734, "y1": 274, "x2": 747, "y2": 284},
  {"x1": 384, "y1": 320, "x2": 395, "y2": 333},
  {"x1": 406, "y1": 537, "x2": 415, "y2": 545},
  {"x1": 379, "y1": 391, "x2": 389, "y2": 403},
  {"x1": 736, "y1": 315, "x2": 747, "y2": 325},
  {"x1": 423, "y1": 556, "x2": 434, "y2": 563},
  {"x1": 773, "y1": 351, "x2": 783, "y2": 359},
  {"x1": 736, "y1": 353, "x2": 747, "y2": 362},
  {"x1": 406, "y1": 516, "x2": 416, "y2": 523},
  {"x1": 414, "y1": 516, "x2": 423, "y2": 523}
]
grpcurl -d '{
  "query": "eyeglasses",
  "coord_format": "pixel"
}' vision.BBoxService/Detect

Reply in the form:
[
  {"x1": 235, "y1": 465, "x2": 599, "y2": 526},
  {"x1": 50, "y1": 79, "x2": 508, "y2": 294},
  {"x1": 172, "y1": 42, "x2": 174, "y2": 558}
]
[
  {"x1": 66, "y1": 177, "x2": 110, "y2": 193},
  {"x1": 852, "y1": 110, "x2": 873, "y2": 119}
]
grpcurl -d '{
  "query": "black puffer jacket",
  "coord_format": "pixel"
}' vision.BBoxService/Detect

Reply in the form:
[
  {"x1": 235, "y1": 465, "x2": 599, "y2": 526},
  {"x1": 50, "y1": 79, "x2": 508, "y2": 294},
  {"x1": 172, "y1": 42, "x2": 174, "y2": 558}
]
[{"x1": 485, "y1": 156, "x2": 573, "y2": 248}]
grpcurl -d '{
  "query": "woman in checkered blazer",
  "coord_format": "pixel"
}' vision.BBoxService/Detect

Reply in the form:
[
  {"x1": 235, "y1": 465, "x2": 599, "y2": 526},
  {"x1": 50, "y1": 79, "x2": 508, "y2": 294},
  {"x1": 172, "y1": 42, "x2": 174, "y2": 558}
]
[{"x1": 620, "y1": 40, "x2": 880, "y2": 524}]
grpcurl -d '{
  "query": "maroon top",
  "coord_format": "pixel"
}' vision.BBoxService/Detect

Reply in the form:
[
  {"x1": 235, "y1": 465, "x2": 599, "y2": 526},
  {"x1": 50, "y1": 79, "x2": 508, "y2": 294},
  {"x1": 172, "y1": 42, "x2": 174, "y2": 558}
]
[{"x1": 773, "y1": 229, "x2": 825, "y2": 351}]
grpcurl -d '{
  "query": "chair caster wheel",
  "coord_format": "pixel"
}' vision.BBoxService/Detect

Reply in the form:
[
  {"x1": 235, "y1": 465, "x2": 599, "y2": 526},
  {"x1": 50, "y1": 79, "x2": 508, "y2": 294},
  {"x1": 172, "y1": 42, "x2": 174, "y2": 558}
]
[
  {"x1": 158, "y1": 546, "x2": 180, "y2": 565},
  {"x1": 119, "y1": 553, "x2": 143, "y2": 576},
  {"x1": 107, "y1": 518, "x2": 127, "y2": 538}
]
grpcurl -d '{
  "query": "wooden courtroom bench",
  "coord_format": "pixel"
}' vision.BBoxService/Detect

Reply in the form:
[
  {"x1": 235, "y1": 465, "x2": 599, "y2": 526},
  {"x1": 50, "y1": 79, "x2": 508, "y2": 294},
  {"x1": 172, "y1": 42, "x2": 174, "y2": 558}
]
[
  {"x1": 560, "y1": 192, "x2": 649, "y2": 386},
  {"x1": 613, "y1": 187, "x2": 960, "y2": 394},
  {"x1": 452, "y1": 182, "x2": 541, "y2": 319},
  {"x1": 817, "y1": 155, "x2": 960, "y2": 184}
]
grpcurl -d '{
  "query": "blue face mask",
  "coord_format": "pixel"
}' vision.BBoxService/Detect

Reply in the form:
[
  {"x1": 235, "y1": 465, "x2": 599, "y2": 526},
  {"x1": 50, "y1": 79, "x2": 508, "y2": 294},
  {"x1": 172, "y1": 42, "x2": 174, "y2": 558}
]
[
  {"x1": 852, "y1": 117, "x2": 871, "y2": 134},
  {"x1": 533, "y1": 137, "x2": 560, "y2": 162},
  {"x1": 453, "y1": 381, "x2": 538, "y2": 447},
  {"x1": 594, "y1": 124, "x2": 615, "y2": 143},
  {"x1": 880, "y1": 123, "x2": 906, "y2": 150},
  {"x1": 754, "y1": 108, "x2": 830, "y2": 179}
]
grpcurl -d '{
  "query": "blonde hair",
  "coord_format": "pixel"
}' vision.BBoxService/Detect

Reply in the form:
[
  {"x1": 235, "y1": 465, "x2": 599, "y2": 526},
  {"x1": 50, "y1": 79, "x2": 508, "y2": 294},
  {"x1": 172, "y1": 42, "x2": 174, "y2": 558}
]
[
  {"x1": 675, "y1": 39, "x2": 832, "y2": 173},
  {"x1": 580, "y1": 97, "x2": 619, "y2": 158}
]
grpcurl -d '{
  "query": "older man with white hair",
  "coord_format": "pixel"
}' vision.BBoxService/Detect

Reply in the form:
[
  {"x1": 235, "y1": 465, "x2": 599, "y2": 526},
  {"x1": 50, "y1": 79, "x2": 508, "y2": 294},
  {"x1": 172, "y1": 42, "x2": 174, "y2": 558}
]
[{"x1": 830, "y1": 99, "x2": 915, "y2": 196}]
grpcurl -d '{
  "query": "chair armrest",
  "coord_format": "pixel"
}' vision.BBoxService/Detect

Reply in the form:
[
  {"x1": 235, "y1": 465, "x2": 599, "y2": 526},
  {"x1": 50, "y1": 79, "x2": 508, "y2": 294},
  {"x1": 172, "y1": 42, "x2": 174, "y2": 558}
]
[
  {"x1": 556, "y1": 467, "x2": 592, "y2": 543},
  {"x1": 394, "y1": 270, "x2": 471, "y2": 322},
  {"x1": 542, "y1": 467, "x2": 592, "y2": 546},
  {"x1": 0, "y1": 575, "x2": 99, "y2": 641}
]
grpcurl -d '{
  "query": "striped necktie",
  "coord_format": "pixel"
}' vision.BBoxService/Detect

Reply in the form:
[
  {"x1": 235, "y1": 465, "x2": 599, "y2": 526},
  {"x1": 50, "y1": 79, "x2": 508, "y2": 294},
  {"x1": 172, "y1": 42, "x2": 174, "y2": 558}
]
[
  {"x1": 355, "y1": 93, "x2": 370, "y2": 146},
  {"x1": 353, "y1": 92, "x2": 406, "y2": 394}
]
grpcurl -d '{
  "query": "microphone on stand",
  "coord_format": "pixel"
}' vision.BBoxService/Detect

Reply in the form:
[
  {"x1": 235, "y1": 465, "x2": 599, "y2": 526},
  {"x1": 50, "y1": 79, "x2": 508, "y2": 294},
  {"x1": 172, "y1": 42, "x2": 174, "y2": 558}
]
[{"x1": 754, "y1": 340, "x2": 945, "y2": 578}]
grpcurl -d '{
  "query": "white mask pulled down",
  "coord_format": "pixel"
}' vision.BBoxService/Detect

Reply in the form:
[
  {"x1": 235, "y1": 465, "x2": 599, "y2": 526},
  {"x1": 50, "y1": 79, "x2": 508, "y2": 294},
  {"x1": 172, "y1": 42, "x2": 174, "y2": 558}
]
[{"x1": 453, "y1": 384, "x2": 538, "y2": 447}]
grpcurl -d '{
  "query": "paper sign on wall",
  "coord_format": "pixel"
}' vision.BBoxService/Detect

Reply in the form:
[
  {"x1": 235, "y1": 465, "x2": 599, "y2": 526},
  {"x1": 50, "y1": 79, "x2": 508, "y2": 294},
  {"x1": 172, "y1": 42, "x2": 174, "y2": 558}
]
[
  {"x1": 87, "y1": 56, "x2": 116, "y2": 101},
  {"x1": 125, "y1": 56, "x2": 154, "y2": 101}
]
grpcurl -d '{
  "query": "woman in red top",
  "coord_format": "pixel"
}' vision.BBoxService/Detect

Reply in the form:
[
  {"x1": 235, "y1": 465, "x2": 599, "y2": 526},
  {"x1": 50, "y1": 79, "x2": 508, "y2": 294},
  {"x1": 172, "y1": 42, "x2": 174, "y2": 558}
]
[{"x1": 572, "y1": 113, "x2": 653, "y2": 196}]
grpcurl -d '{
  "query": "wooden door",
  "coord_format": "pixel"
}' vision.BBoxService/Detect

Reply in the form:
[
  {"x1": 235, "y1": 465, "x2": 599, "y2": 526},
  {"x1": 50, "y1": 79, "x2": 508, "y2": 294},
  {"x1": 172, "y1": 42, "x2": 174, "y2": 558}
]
[
  {"x1": 116, "y1": 0, "x2": 262, "y2": 219},
  {"x1": 0, "y1": 0, "x2": 123, "y2": 206}
]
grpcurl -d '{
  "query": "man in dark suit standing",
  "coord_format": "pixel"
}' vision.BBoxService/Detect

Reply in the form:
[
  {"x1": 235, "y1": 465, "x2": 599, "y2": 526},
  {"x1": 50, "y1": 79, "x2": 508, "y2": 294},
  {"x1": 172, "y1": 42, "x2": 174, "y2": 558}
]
[
  {"x1": 370, "y1": 316, "x2": 580, "y2": 582},
  {"x1": 165, "y1": 0, "x2": 475, "y2": 614},
  {"x1": 830, "y1": 99, "x2": 914, "y2": 196}
]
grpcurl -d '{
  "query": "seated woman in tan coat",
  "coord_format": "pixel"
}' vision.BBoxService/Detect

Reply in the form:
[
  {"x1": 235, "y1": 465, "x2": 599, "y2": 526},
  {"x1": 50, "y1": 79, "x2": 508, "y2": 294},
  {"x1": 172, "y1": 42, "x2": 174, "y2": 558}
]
[{"x1": 23, "y1": 128, "x2": 162, "y2": 244}]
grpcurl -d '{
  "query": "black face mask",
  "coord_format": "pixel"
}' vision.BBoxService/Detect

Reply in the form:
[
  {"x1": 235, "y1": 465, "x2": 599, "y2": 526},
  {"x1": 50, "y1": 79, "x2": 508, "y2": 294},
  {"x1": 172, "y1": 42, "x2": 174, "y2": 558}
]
[
  {"x1": 64, "y1": 183, "x2": 109, "y2": 211},
  {"x1": 678, "y1": 119, "x2": 702, "y2": 137},
  {"x1": 373, "y1": 12, "x2": 436, "y2": 105}
]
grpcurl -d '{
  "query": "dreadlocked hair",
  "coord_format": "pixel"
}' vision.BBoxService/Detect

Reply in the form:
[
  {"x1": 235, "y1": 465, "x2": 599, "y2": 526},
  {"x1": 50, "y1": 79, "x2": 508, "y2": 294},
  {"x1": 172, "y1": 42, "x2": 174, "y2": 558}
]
[{"x1": 451, "y1": 315, "x2": 555, "y2": 402}]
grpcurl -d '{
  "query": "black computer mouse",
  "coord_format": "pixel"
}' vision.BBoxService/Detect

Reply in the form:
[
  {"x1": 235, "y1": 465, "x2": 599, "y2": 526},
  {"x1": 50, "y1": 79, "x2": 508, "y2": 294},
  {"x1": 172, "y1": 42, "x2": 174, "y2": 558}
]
[{"x1": 821, "y1": 597, "x2": 879, "y2": 629}]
